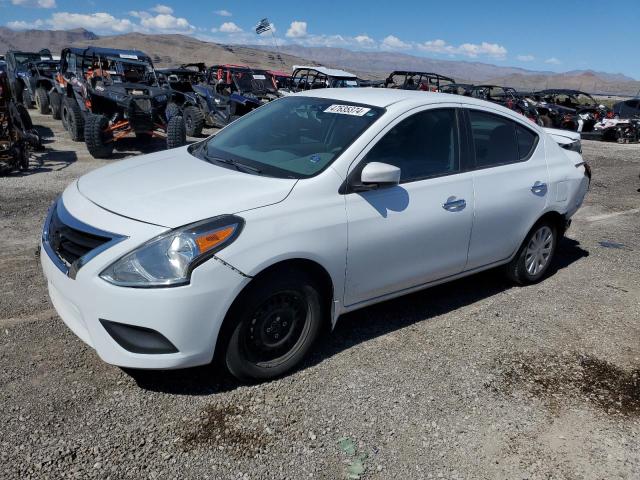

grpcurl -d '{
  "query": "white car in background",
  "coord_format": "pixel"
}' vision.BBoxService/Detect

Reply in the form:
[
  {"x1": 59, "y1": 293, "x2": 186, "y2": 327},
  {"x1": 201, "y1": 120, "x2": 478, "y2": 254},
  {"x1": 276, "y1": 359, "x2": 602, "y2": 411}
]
[{"x1": 41, "y1": 89, "x2": 590, "y2": 382}]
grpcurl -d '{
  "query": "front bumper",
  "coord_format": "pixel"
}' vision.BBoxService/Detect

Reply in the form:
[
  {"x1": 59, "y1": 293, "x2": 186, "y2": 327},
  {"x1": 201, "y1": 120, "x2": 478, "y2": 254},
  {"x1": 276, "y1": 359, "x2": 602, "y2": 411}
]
[{"x1": 40, "y1": 185, "x2": 250, "y2": 369}]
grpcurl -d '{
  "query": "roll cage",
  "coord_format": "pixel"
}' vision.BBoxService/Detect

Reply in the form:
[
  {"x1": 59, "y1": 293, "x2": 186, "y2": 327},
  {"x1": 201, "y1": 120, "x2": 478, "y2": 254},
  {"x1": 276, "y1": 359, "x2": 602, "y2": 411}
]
[{"x1": 383, "y1": 71, "x2": 455, "y2": 91}]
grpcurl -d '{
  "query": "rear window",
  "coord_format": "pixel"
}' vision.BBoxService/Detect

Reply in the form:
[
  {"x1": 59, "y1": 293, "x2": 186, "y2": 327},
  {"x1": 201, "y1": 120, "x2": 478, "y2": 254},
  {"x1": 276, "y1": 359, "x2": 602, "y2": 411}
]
[
  {"x1": 515, "y1": 124, "x2": 538, "y2": 160},
  {"x1": 201, "y1": 96, "x2": 384, "y2": 178}
]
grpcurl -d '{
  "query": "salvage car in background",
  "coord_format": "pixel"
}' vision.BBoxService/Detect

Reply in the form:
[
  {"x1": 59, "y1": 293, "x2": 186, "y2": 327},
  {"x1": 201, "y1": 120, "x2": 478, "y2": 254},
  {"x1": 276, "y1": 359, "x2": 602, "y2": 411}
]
[
  {"x1": 4, "y1": 49, "x2": 57, "y2": 112},
  {"x1": 54, "y1": 46, "x2": 187, "y2": 158},
  {"x1": 470, "y1": 85, "x2": 542, "y2": 125},
  {"x1": 41, "y1": 89, "x2": 590, "y2": 382},
  {"x1": 384, "y1": 71, "x2": 455, "y2": 92},
  {"x1": 531, "y1": 89, "x2": 610, "y2": 132},
  {"x1": 0, "y1": 71, "x2": 42, "y2": 175},
  {"x1": 287, "y1": 66, "x2": 359, "y2": 91}
]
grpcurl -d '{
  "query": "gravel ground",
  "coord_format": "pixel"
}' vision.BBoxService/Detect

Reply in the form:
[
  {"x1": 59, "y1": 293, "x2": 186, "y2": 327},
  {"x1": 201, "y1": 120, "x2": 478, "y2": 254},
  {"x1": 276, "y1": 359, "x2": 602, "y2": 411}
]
[{"x1": 1, "y1": 111, "x2": 639, "y2": 480}]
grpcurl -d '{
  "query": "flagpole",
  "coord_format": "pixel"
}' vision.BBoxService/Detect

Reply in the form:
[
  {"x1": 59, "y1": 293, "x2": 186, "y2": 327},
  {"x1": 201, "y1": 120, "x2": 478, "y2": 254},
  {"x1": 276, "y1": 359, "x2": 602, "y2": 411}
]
[{"x1": 270, "y1": 28, "x2": 285, "y2": 67}]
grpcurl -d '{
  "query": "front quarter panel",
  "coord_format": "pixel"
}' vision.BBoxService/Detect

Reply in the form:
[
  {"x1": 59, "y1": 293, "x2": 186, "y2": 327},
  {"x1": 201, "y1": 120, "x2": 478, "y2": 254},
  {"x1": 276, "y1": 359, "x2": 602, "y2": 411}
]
[{"x1": 215, "y1": 169, "x2": 348, "y2": 319}]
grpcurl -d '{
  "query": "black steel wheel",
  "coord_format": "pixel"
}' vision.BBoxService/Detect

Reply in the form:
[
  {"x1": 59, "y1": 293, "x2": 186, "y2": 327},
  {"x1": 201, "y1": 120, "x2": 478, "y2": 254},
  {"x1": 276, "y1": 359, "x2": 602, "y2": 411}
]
[{"x1": 223, "y1": 269, "x2": 324, "y2": 382}]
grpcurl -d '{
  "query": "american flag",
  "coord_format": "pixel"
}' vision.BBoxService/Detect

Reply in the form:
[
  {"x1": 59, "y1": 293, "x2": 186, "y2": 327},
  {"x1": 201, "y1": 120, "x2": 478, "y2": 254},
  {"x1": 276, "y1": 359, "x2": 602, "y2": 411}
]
[{"x1": 255, "y1": 18, "x2": 271, "y2": 34}]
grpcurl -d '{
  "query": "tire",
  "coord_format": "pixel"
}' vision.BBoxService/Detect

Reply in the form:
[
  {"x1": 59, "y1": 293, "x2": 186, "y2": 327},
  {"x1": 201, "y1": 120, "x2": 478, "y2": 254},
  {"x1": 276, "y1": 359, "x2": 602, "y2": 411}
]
[
  {"x1": 166, "y1": 115, "x2": 186, "y2": 149},
  {"x1": 22, "y1": 88, "x2": 34, "y2": 109},
  {"x1": 35, "y1": 87, "x2": 50, "y2": 114},
  {"x1": 506, "y1": 220, "x2": 558, "y2": 285},
  {"x1": 222, "y1": 269, "x2": 325, "y2": 382},
  {"x1": 62, "y1": 96, "x2": 84, "y2": 141},
  {"x1": 84, "y1": 114, "x2": 114, "y2": 159},
  {"x1": 539, "y1": 115, "x2": 553, "y2": 128},
  {"x1": 14, "y1": 103, "x2": 34, "y2": 130},
  {"x1": 183, "y1": 105, "x2": 205, "y2": 137},
  {"x1": 49, "y1": 91, "x2": 62, "y2": 120},
  {"x1": 165, "y1": 102, "x2": 180, "y2": 121}
]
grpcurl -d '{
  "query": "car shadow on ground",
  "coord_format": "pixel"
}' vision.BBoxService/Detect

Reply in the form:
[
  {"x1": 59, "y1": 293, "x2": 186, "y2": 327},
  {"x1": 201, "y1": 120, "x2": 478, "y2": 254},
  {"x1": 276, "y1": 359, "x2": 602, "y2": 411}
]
[
  {"x1": 125, "y1": 237, "x2": 589, "y2": 395},
  {"x1": 8, "y1": 149, "x2": 78, "y2": 176}
]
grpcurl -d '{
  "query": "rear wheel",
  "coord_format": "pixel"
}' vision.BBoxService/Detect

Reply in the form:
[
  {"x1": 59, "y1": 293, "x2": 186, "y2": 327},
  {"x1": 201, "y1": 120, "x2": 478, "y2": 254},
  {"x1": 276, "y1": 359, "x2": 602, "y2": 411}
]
[
  {"x1": 506, "y1": 220, "x2": 558, "y2": 285},
  {"x1": 84, "y1": 114, "x2": 114, "y2": 159},
  {"x1": 222, "y1": 269, "x2": 324, "y2": 382},
  {"x1": 35, "y1": 87, "x2": 50, "y2": 114},
  {"x1": 166, "y1": 115, "x2": 186, "y2": 149},
  {"x1": 49, "y1": 91, "x2": 62, "y2": 119},
  {"x1": 183, "y1": 105, "x2": 205, "y2": 136},
  {"x1": 62, "y1": 96, "x2": 84, "y2": 141}
]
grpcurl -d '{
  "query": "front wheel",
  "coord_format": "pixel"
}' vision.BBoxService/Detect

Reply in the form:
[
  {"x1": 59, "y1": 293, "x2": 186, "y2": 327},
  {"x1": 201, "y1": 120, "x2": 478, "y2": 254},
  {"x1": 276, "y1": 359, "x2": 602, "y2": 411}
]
[
  {"x1": 49, "y1": 91, "x2": 62, "y2": 119},
  {"x1": 166, "y1": 115, "x2": 186, "y2": 149},
  {"x1": 84, "y1": 114, "x2": 114, "y2": 159},
  {"x1": 506, "y1": 221, "x2": 558, "y2": 285},
  {"x1": 183, "y1": 105, "x2": 205, "y2": 137},
  {"x1": 222, "y1": 270, "x2": 324, "y2": 382},
  {"x1": 35, "y1": 87, "x2": 50, "y2": 114},
  {"x1": 62, "y1": 97, "x2": 84, "y2": 141}
]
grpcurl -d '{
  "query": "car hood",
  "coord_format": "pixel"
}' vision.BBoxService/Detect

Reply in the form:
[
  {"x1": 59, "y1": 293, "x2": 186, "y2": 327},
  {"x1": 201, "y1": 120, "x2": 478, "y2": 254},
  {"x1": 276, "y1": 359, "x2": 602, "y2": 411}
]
[{"x1": 77, "y1": 146, "x2": 297, "y2": 228}]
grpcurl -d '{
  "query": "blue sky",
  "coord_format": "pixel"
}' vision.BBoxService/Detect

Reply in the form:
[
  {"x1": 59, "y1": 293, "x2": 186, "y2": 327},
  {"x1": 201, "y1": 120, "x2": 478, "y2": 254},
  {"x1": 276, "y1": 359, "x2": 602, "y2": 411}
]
[{"x1": 2, "y1": 0, "x2": 639, "y2": 78}]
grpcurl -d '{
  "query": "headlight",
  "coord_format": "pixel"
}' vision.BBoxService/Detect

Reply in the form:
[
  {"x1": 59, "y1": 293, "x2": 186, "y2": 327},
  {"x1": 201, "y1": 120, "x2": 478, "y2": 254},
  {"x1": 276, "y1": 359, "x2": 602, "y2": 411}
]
[
  {"x1": 100, "y1": 215, "x2": 244, "y2": 287},
  {"x1": 562, "y1": 139, "x2": 582, "y2": 154}
]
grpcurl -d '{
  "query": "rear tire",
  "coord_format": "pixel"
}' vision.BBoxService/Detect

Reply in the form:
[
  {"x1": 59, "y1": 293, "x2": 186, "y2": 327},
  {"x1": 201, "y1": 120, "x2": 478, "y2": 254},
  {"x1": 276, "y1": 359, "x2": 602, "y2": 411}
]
[
  {"x1": 84, "y1": 114, "x2": 114, "y2": 159},
  {"x1": 506, "y1": 220, "x2": 558, "y2": 285},
  {"x1": 62, "y1": 96, "x2": 84, "y2": 141},
  {"x1": 222, "y1": 269, "x2": 324, "y2": 382},
  {"x1": 166, "y1": 115, "x2": 186, "y2": 149},
  {"x1": 49, "y1": 91, "x2": 62, "y2": 120},
  {"x1": 183, "y1": 105, "x2": 205, "y2": 136},
  {"x1": 35, "y1": 87, "x2": 50, "y2": 114}
]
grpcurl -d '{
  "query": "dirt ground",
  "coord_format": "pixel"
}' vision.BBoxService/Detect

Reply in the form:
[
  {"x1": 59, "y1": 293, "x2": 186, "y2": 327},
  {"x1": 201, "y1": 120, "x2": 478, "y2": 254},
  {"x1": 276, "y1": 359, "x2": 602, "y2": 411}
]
[{"x1": 1, "y1": 110, "x2": 639, "y2": 480}]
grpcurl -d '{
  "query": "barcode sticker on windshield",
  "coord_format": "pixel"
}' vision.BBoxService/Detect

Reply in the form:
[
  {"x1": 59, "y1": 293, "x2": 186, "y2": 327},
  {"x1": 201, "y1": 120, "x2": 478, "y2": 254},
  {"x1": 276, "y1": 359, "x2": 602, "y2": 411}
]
[
  {"x1": 324, "y1": 104, "x2": 371, "y2": 116},
  {"x1": 119, "y1": 54, "x2": 138, "y2": 60}
]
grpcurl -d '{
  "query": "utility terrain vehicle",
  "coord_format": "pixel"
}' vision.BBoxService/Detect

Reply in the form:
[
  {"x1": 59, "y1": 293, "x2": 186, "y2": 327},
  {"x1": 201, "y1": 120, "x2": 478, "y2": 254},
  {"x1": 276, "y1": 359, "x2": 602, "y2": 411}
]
[
  {"x1": 55, "y1": 46, "x2": 186, "y2": 158},
  {"x1": 383, "y1": 71, "x2": 455, "y2": 92},
  {"x1": 5, "y1": 49, "x2": 58, "y2": 113}
]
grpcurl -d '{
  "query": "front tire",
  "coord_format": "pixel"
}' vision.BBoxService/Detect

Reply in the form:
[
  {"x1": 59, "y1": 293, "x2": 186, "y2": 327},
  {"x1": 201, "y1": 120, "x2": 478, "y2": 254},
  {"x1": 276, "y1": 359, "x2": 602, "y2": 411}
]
[
  {"x1": 62, "y1": 96, "x2": 84, "y2": 141},
  {"x1": 166, "y1": 115, "x2": 186, "y2": 149},
  {"x1": 22, "y1": 88, "x2": 34, "y2": 109},
  {"x1": 183, "y1": 105, "x2": 205, "y2": 136},
  {"x1": 506, "y1": 220, "x2": 558, "y2": 285},
  {"x1": 49, "y1": 91, "x2": 62, "y2": 120},
  {"x1": 223, "y1": 270, "x2": 324, "y2": 382},
  {"x1": 35, "y1": 87, "x2": 50, "y2": 114},
  {"x1": 84, "y1": 114, "x2": 114, "y2": 159}
]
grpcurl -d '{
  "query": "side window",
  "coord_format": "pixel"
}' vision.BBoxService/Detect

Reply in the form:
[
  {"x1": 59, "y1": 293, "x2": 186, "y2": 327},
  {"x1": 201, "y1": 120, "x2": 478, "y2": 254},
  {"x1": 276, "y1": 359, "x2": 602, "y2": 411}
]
[
  {"x1": 364, "y1": 108, "x2": 459, "y2": 182},
  {"x1": 468, "y1": 110, "x2": 519, "y2": 168},
  {"x1": 515, "y1": 124, "x2": 538, "y2": 160}
]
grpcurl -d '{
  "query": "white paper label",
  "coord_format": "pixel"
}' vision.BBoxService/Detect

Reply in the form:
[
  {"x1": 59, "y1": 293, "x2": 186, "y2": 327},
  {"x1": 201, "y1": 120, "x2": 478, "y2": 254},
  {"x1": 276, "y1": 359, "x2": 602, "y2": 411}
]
[
  {"x1": 324, "y1": 104, "x2": 371, "y2": 116},
  {"x1": 119, "y1": 54, "x2": 138, "y2": 60},
  {"x1": 252, "y1": 74, "x2": 266, "y2": 80}
]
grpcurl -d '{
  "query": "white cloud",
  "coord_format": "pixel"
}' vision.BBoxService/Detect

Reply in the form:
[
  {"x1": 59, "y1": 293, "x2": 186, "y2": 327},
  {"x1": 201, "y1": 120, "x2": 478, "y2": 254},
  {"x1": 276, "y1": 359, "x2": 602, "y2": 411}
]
[
  {"x1": 150, "y1": 4, "x2": 173, "y2": 14},
  {"x1": 381, "y1": 35, "x2": 410, "y2": 50},
  {"x1": 11, "y1": 0, "x2": 56, "y2": 8},
  {"x1": 47, "y1": 12, "x2": 136, "y2": 33},
  {"x1": 545, "y1": 57, "x2": 561, "y2": 65},
  {"x1": 139, "y1": 13, "x2": 194, "y2": 32},
  {"x1": 218, "y1": 21, "x2": 242, "y2": 33},
  {"x1": 517, "y1": 54, "x2": 535, "y2": 62},
  {"x1": 354, "y1": 34, "x2": 375, "y2": 47},
  {"x1": 7, "y1": 19, "x2": 45, "y2": 29},
  {"x1": 214, "y1": 9, "x2": 232, "y2": 17},
  {"x1": 286, "y1": 20, "x2": 308, "y2": 38},
  {"x1": 417, "y1": 39, "x2": 507, "y2": 58}
]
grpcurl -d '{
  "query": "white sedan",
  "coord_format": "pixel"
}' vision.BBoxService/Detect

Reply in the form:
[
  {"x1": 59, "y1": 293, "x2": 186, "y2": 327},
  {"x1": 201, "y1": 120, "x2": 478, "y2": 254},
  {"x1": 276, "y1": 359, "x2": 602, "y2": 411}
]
[{"x1": 41, "y1": 89, "x2": 590, "y2": 381}]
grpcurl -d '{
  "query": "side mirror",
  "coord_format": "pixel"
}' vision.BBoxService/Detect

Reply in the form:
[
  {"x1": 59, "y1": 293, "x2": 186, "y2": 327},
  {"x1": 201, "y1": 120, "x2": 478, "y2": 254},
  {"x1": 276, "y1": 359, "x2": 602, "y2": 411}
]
[{"x1": 360, "y1": 162, "x2": 401, "y2": 188}]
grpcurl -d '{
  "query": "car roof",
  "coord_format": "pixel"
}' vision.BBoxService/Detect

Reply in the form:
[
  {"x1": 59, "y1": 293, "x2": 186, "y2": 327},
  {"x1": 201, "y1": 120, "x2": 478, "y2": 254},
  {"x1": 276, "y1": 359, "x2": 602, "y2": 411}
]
[
  {"x1": 63, "y1": 46, "x2": 150, "y2": 59},
  {"x1": 294, "y1": 87, "x2": 500, "y2": 109},
  {"x1": 292, "y1": 65, "x2": 357, "y2": 78}
]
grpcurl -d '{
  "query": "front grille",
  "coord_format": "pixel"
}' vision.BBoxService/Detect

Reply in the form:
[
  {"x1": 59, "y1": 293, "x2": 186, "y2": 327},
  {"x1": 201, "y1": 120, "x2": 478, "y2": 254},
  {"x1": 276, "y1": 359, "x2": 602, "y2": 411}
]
[
  {"x1": 43, "y1": 200, "x2": 125, "y2": 278},
  {"x1": 47, "y1": 206, "x2": 110, "y2": 267},
  {"x1": 128, "y1": 98, "x2": 154, "y2": 133}
]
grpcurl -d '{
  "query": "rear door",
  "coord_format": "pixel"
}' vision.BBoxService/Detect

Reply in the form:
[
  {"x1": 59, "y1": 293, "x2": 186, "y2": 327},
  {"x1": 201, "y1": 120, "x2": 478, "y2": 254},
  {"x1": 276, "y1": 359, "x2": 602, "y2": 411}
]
[{"x1": 464, "y1": 107, "x2": 548, "y2": 269}]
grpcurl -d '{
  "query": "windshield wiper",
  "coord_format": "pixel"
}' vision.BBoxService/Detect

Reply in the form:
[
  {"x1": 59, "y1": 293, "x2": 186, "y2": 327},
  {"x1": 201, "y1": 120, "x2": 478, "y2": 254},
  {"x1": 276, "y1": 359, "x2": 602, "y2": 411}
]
[{"x1": 205, "y1": 155, "x2": 262, "y2": 174}]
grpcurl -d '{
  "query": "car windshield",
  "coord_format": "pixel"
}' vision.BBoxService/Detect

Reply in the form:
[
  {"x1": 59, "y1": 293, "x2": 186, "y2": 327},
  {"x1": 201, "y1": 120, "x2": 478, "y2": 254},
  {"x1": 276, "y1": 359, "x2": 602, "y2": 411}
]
[
  {"x1": 13, "y1": 52, "x2": 51, "y2": 65},
  {"x1": 89, "y1": 55, "x2": 156, "y2": 85},
  {"x1": 235, "y1": 70, "x2": 276, "y2": 93},
  {"x1": 198, "y1": 96, "x2": 384, "y2": 178},
  {"x1": 330, "y1": 77, "x2": 359, "y2": 88}
]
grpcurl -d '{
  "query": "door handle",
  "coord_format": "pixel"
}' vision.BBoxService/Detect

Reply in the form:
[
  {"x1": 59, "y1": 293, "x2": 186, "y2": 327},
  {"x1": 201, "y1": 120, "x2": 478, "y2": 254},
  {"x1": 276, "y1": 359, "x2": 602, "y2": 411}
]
[
  {"x1": 442, "y1": 197, "x2": 466, "y2": 211},
  {"x1": 531, "y1": 181, "x2": 547, "y2": 195}
]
